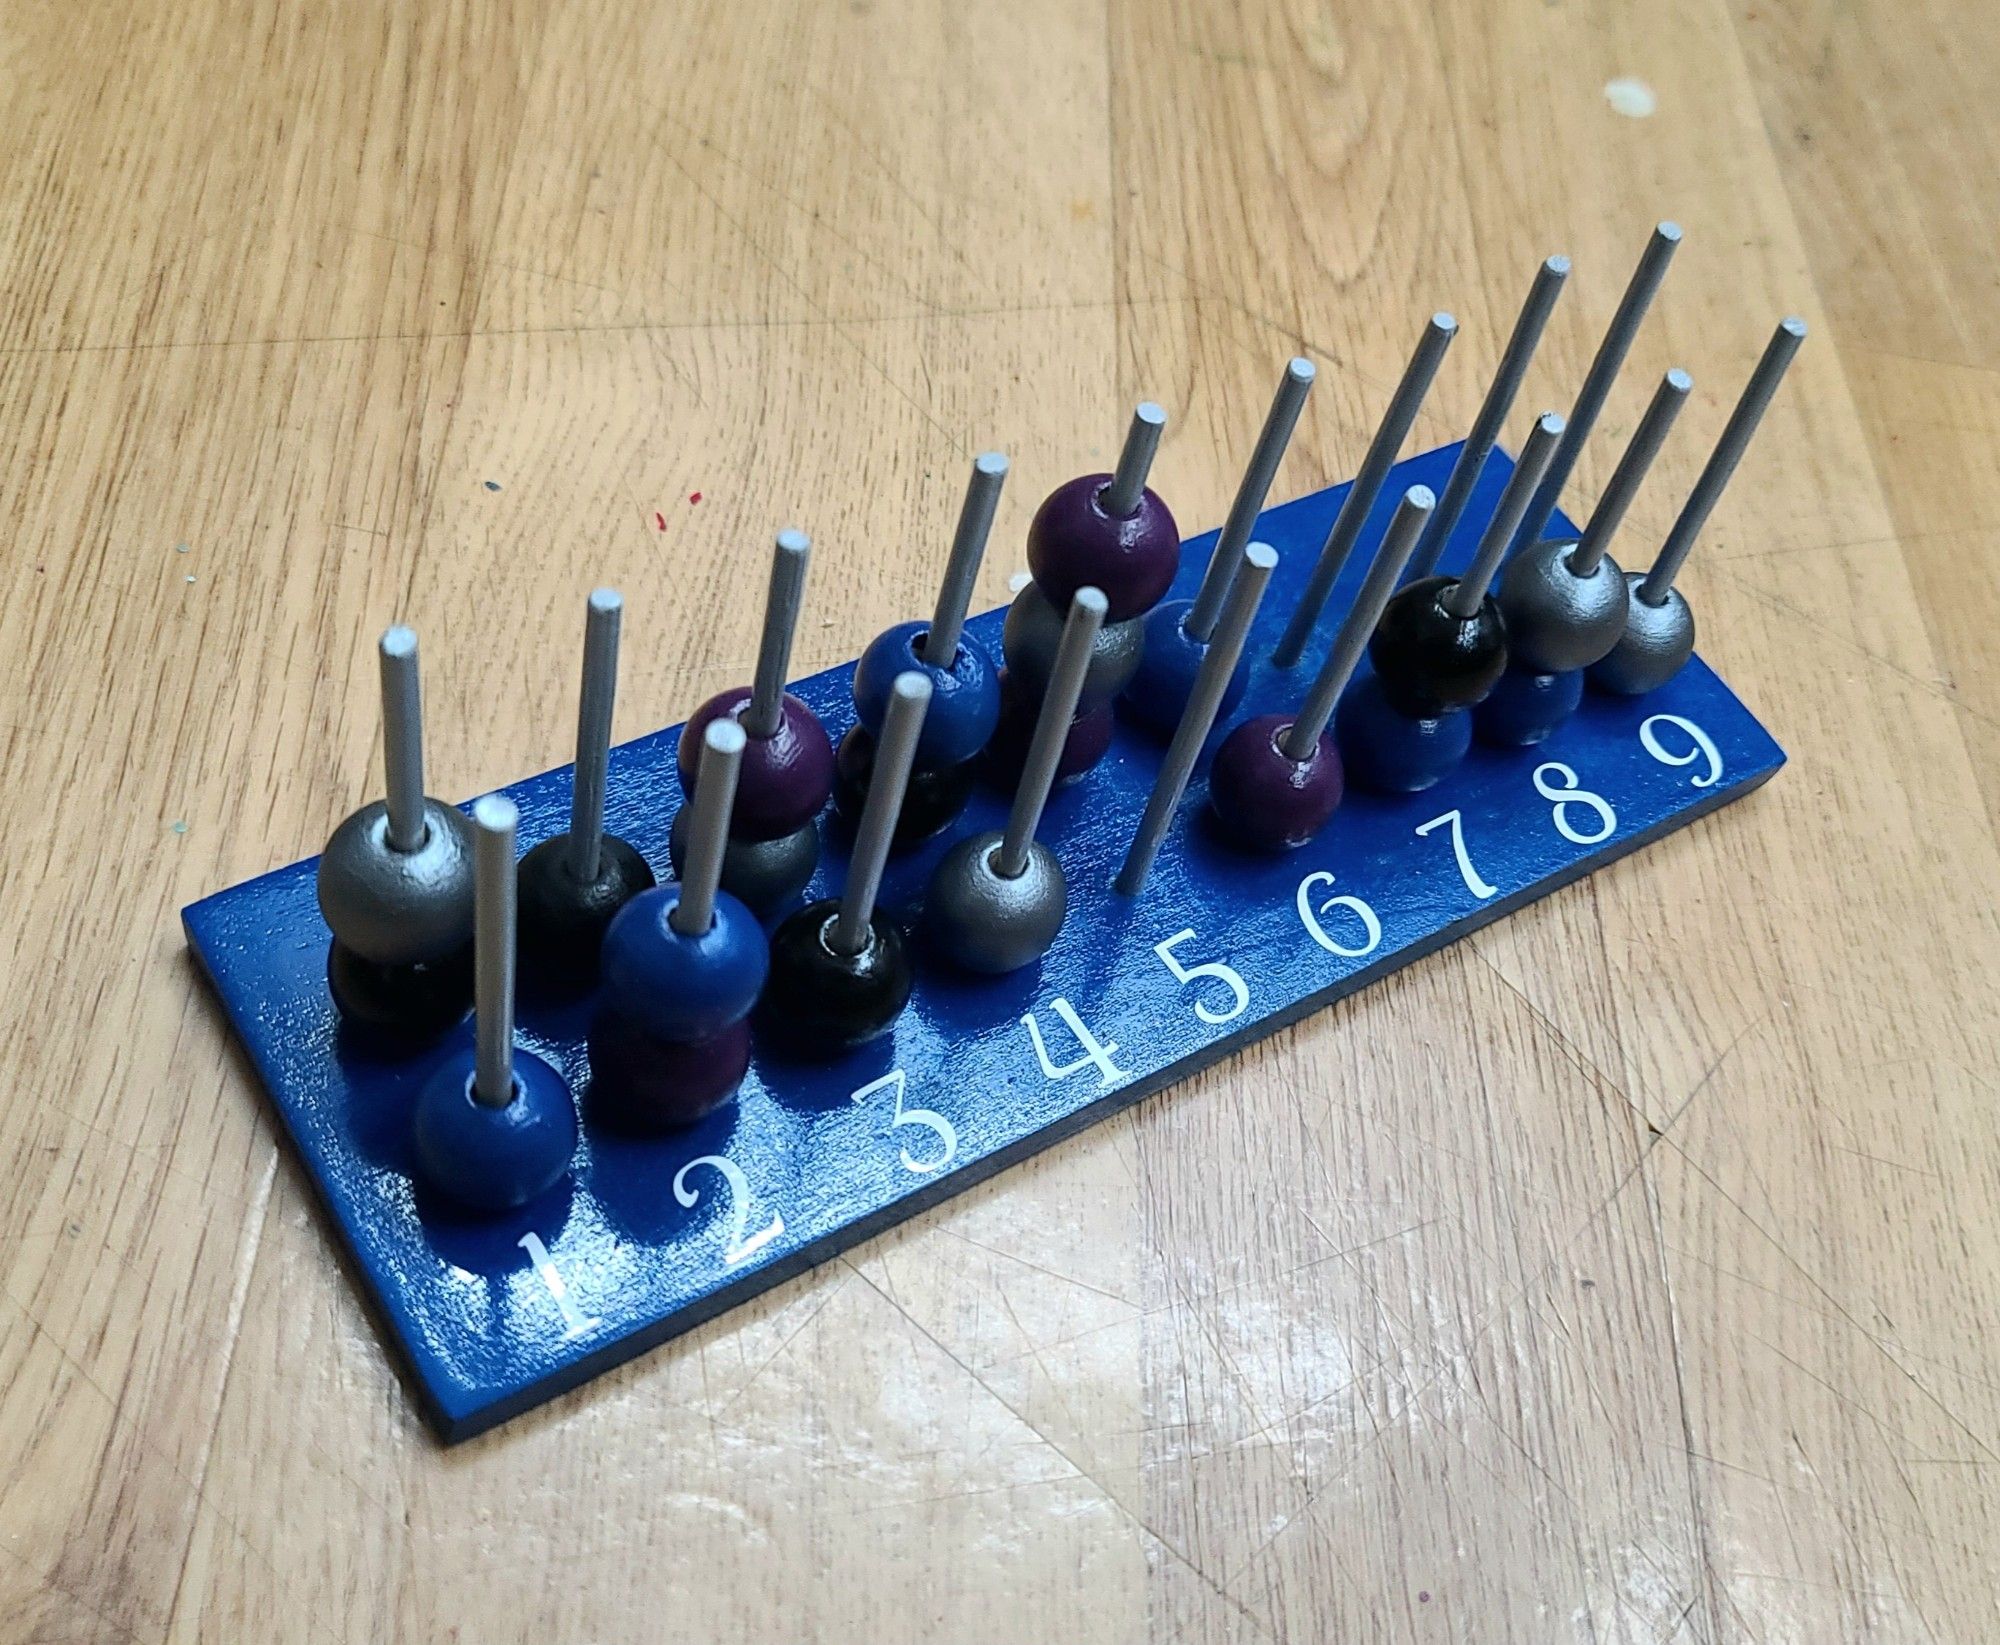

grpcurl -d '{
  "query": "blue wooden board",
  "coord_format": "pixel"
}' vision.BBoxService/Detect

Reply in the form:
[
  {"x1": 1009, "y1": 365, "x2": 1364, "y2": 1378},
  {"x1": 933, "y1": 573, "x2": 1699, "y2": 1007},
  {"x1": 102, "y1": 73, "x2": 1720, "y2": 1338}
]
[{"x1": 182, "y1": 440, "x2": 1784, "y2": 1442}]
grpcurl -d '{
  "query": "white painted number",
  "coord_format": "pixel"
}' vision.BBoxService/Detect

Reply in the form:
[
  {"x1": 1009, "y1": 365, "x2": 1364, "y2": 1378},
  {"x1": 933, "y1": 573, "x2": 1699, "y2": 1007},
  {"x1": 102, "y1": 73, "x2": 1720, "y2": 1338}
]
[
  {"x1": 1533, "y1": 761, "x2": 1618, "y2": 845},
  {"x1": 1414, "y1": 809, "x2": 1497, "y2": 900},
  {"x1": 517, "y1": 1231, "x2": 601, "y2": 1340},
  {"x1": 1152, "y1": 929, "x2": 1250, "y2": 1024},
  {"x1": 1295, "y1": 870, "x2": 1383, "y2": 959},
  {"x1": 852, "y1": 1069, "x2": 957, "y2": 1174},
  {"x1": 1639, "y1": 713, "x2": 1723, "y2": 788},
  {"x1": 1023, "y1": 997, "x2": 1128, "y2": 1086},
  {"x1": 672, "y1": 1155, "x2": 785, "y2": 1266}
]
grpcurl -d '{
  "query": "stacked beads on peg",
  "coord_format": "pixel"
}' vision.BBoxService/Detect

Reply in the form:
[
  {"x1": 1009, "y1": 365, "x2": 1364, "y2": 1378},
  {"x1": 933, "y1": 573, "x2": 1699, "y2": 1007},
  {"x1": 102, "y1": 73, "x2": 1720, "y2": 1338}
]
[
  {"x1": 1272, "y1": 313, "x2": 1457, "y2": 668},
  {"x1": 1123, "y1": 359, "x2": 1314, "y2": 734},
  {"x1": 929, "y1": 587, "x2": 1109, "y2": 972},
  {"x1": 1476, "y1": 369, "x2": 1691, "y2": 746},
  {"x1": 1116, "y1": 542, "x2": 1278, "y2": 895},
  {"x1": 674, "y1": 530, "x2": 832, "y2": 917},
  {"x1": 592, "y1": 721, "x2": 769, "y2": 1130},
  {"x1": 411, "y1": 795, "x2": 579, "y2": 1213},
  {"x1": 1593, "y1": 317, "x2": 1807, "y2": 696},
  {"x1": 517, "y1": 589, "x2": 656, "y2": 985},
  {"x1": 835, "y1": 456, "x2": 1006, "y2": 847},
  {"x1": 994, "y1": 404, "x2": 1178, "y2": 781},
  {"x1": 317, "y1": 627, "x2": 476, "y2": 1036},
  {"x1": 1210, "y1": 486, "x2": 1434, "y2": 849},
  {"x1": 766, "y1": 673, "x2": 930, "y2": 1051},
  {"x1": 1337, "y1": 412, "x2": 1564, "y2": 792}
]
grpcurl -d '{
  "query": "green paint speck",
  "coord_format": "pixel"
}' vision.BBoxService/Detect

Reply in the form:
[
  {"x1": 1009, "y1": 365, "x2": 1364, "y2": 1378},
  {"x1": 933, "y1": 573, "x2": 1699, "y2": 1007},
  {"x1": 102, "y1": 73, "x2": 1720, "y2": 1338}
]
[
  {"x1": 169, "y1": 820, "x2": 188, "y2": 835},
  {"x1": 174, "y1": 542, "x2": 190, "y2": 554},
  {"x1": 484, "y1": 479, "x2": 502, "y2": 492}
]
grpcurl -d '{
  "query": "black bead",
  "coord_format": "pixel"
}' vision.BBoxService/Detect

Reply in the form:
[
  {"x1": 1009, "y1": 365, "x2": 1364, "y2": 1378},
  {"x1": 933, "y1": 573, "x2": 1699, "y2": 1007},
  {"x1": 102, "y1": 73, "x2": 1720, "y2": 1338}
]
[
  {"x1": 759, "y1": 898, "x2": 913, "y2": 1054},
  {"x1": 1369, "y1": 575, "x2": 1509, "y2": 717},
  {"x1": 517, "y1": 832, "x2": 656, "y2": 988},
  {"x1": 327, "y1": 938, "x2": 472, "y2": 1039},
  {"x1": 832, "y1": 726, "x2": 977, "y2": 849}
]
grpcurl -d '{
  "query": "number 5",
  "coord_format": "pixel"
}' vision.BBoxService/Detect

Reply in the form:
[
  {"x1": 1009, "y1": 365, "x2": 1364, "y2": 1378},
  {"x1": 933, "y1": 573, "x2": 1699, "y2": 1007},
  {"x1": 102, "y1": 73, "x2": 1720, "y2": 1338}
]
[{"x1": 1153, "y1": 929, "x2": 1250, "y2": 1024}]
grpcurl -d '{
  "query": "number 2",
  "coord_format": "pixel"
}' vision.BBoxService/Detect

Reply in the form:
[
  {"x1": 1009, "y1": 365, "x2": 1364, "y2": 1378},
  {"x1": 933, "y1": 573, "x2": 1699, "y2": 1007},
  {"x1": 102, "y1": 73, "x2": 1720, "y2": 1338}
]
[
  {"x1": 852, "y1": 1069, "x2": 957, "y2": 1174},
  {"x1": 1415, "y1": 809, "x2": 1497, "y2": 900},
  {"x1": 1153, "y1": 929, "x2": 1250, "y2": 1024},
  {"x1": 672, "y1": 1155, "x2": 785, "y2": 1266}
]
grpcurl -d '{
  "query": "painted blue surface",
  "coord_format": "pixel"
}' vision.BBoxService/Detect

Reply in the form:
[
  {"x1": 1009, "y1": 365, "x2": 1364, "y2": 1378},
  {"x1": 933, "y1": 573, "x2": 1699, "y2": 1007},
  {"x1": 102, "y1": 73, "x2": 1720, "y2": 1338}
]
[{"x1": 182, "y1": 441, "x2": 1785, "y2": 1442}]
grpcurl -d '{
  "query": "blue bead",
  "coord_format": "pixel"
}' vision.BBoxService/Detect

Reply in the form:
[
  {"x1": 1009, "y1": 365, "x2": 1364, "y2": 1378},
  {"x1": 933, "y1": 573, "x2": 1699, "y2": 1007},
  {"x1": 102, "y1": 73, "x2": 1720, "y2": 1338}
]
[
  {"x1": 1119, "y1": 599, "x2": 1250, "y2": 736},
  {"x1": 1474, "y1": 665, "x2": 1584, "y2": 749},
  {"x1": 1335, "y1": 669, "x2": 1471, "y2": 793},
  {"x1": 411, "y1": 1048, "x2": 577, "y2": 1213},
  {"x1": 851, "y1": 620, "x2": 1001, "y2": 767},
  {"x1": 599, "y1": 885, "x2": 770, "y2": 1040}
]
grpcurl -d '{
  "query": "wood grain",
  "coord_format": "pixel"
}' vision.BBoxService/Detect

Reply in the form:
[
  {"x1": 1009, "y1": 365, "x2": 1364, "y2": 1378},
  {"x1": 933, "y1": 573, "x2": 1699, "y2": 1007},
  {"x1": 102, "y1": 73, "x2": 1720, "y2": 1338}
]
[{"x1": 2, "y1": 1, "x2": 1995, "y2": 1639}]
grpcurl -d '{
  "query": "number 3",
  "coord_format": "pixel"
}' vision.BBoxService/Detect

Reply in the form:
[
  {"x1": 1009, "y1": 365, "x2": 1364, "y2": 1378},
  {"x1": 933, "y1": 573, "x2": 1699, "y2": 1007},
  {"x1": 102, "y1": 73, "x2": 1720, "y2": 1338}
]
[
  {"x1": 1153, "y1": 929, "x2": 1250, "y2": 1024},
  {"x1": 851, "y1": 1069, "x2": 957, "y2": 1174}
]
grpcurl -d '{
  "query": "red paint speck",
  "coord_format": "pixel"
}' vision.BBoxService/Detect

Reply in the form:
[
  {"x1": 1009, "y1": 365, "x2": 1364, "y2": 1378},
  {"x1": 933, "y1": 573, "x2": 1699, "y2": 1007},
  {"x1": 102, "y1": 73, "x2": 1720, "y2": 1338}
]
[
  {"x1": 688, "y1": 491, "x2": 702, "y2": 505},
  {"x1": 655, "y1": 511, "x2": 667, "y2": 531}
]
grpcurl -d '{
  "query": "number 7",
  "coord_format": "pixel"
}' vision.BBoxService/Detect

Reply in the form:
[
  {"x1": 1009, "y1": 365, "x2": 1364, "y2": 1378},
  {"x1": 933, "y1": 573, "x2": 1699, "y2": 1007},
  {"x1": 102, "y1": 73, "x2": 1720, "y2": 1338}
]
[{"x1": 1415, "y1": 808, "x2": 1496, "y2": 900}]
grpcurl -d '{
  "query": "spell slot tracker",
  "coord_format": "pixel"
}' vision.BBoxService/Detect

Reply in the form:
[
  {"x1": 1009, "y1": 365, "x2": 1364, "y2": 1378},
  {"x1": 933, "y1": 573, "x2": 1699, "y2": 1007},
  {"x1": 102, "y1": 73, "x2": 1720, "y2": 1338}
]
[
  {"x1": 184, "y1": 433, "x2": 1782, "y2": 1441},
  {"x1": 182, "y1": 220, "x2": 1804, "y2": 1442}
]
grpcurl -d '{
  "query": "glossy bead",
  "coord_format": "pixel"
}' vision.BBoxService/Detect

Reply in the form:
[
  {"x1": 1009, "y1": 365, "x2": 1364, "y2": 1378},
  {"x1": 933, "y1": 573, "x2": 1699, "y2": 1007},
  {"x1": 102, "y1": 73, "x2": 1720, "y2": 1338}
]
[
  {"x1": 327, "y1": 940, "x2": 471, "y2": 1038},
  {"x1": 923, "y1": 831, "x2": 1067, "y2": 974},
  {"x1": 587, "y1": 1012, "x2": 752, "y2": 1132},
  {"x1": 1208, "y1": 713, "x2": 1344, "y2": 849},
  {"x1": 411, "y1": 1049, "x2": 577, "y2": 1213},
  {"x1": 833, "y1": 725, "x2": 977, "y2": 848},
  {"x1": 1119, "y1": 599, "x2": 1250, "y2": 736},
  {"x1": 761, "y1": 899, "x2": 914, "y2": 1054},
  {"x1": 989, "y1": 673, "x2": 1114, "y2": 786},
  {"x1": 599, "y1": 885, "x2": 769, "y2": 1041},
  {"x1": 1001, "y1": 581, "x2": 1144, "y2": 709},
  {"x1": 1588, "y1": 575, "x2": 1696, "y2": 695},
  {"x1": 1369, "y1": 575, "x2": 1509, "y2": 718},
  {"x1": 516, "y1": 832, "x2": 655, "y2": 984},
  {"x1": 1335, "y1": 671, "x2": 1472, "y2": 793},
  {"x1": 1025, "y1": 473, "x2": 1181, "y2": 622},
  {"x1": 852, "y1": 620, "x2": 1001, "y2": 767},
  {"x1": 1474, "y1": 666, "x2": 1584, "y2": 749},
  {"x1": 676, "y1": 687, "x2": 834, "y2": 841},
  {"x1": 670, "y1": 808, "x2": 819, "y2": 920},
  {"x1": 317, "y1": 798, "x2": 474, "y2": 966},
  {"x1": 1496, "y1": 538, "x2": 1627, "y2": 674}
]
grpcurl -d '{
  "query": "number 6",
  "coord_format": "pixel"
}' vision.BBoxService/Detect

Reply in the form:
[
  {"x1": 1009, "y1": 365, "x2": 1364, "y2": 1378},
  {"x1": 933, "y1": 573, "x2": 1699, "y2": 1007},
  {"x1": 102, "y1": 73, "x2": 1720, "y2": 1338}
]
[{"x1": 1153, "y1": 929, "x2": 1250, "y2": 1024}]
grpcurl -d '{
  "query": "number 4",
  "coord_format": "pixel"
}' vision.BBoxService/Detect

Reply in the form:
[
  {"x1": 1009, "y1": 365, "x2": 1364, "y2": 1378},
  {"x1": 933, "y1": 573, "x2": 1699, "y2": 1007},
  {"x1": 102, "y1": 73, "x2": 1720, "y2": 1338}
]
[
  {"x1": 1153, "y1": 929, "x2": 1250, "y2": 1024},
  {"x1": 1415, "y1": 808, "x2": 1497, "y2": 900},
  {"x1": 1022, "y1": 997, "x2": 1128, "y2": 1086}
]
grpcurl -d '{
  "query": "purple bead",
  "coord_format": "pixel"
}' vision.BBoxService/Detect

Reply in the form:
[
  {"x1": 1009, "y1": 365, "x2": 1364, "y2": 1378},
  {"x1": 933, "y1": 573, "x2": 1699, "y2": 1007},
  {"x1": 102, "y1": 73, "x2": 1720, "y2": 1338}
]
[
  {"x1": 587, "y1": 1012, "x2": 752, "y2": 1132},
  {"x1": 990, "y1": 671, "x2": 1115, "y2": 784},
  {"x1": 1474, "y1": 665, "x2": 1584, "y2": 749},
  {"x1": 1119, "y1": 599, "x2": 1251, "y2": 737},
  {"x1": 1334, "y1": 671, "x2": 1471, "y2": 793},
  {"x1": 1027, "y1": 474, "x2": 1181, "y2": 622},
  {"x1": 1209, "y1": 713, "x2": 1344, "y2": 849},
  {"x1": 678, "y1": 687, "x2": 834, "y2": 842}
]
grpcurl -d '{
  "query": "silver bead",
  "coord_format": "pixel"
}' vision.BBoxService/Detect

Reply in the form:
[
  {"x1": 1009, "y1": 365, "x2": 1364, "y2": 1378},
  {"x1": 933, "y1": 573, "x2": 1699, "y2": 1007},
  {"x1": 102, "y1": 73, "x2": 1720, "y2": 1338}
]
[
  {"x1": 1496, "y1": 538, "x2": 1628, "y2": 674},
  {"x1": 923, "y1": 830, "x2": 1066, "y2": 974},
  {"x1": 317, "y1": 798, "x2": 475, "y2": 966},
  {"x1": 1001, "y1": 581, "x2": 1143, "y2": 708},
  {"x1": 1588, "y1": 572, "x2": 1696, "y2": 695}
]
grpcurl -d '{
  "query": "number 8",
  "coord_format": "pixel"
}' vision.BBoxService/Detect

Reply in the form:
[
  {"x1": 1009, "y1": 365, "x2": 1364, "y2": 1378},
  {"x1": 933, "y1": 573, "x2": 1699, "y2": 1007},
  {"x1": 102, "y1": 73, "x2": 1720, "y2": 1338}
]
[{"x1": 1532, "y1": 762, "x2": 1617, "y2": 845}]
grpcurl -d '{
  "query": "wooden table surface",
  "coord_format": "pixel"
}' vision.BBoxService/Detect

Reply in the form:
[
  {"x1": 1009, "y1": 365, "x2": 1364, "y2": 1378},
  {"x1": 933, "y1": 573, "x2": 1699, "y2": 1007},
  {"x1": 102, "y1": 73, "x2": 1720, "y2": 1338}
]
[{"x1": 4, "y1": 2, "x2": 1996, "y2": 1640}]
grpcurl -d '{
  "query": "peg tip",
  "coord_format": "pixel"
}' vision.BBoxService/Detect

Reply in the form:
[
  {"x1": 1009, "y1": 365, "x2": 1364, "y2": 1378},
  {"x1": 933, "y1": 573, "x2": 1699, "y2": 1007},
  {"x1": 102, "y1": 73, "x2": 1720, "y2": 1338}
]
[
  {"x1": 1286, "y1": 356, "x2": 1316, "y2": 384},
  {"x1": 1245, "y1": 542, "x2": 1279, "y2": 573},
  {"x1": 1074, "y1": 584, "x2": 1110, "y2": 619},
  {"x1": 775, "y1": 526, "x2": 811, "y2": 555},
  {"x1": 1545, "y1": 254, "x2": 1572, "y2": 277},
  {"x1": 1780, "y1": 315, "x2": 1809, "y2": 340},
  {"x1": 1431, "y1": 311, "x2": 1459, "y2": 336},
  {"x1": 1405, "y1": 483, "x2": 1437, "y2": 510},
  {"x1": 472, "y1": 793, "x2": 518, "y2": 835},
  {"x1": 1665, "y1": 367, "x2": 1694, "y2": 393},
  {"x1": 380, "y1": 625, "x2": 417, "y2": 660},
  {"x1": 1656, "y1": 220, "x2": 1684, "y2": 244},
  {"x1": 1135, "y1": 400, "x2": 1167, "y2": 428},
  {"x1": 588, "y1": 586, "x2": 623, "y2": 616},
  {"x1": 1535, "y1": 410, "x2": 1566, "y2": 438},
  {"x1": 703, "y1": 718, "x2": 747, "y2": 757},
  {"x1": 975, "y1": 451, "x2": 1009, "y2": 479},
  {"x1": 891, "y1": 670, "x2": 934, "y2": 708}
]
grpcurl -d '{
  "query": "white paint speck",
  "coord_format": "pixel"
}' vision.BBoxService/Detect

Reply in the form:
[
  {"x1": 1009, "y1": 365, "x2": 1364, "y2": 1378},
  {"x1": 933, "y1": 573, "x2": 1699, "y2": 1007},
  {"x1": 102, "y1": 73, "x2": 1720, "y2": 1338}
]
[
  {"x1": 1604, "y1": 77, "x2": 1657, "y2": 118},
  {"x1": 1007, "y1": 569, "x2": 1033, "y2": 594},
  {"x1": 184, "y1": 573, "x2": 196, "y2": 583}
]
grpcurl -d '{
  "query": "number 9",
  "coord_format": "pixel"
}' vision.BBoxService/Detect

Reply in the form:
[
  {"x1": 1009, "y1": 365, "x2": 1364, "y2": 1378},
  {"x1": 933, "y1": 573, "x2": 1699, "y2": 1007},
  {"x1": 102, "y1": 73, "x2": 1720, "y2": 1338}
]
[{"x1": 1639, "y1": 714, "x2": 1722, "y2": 788}]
